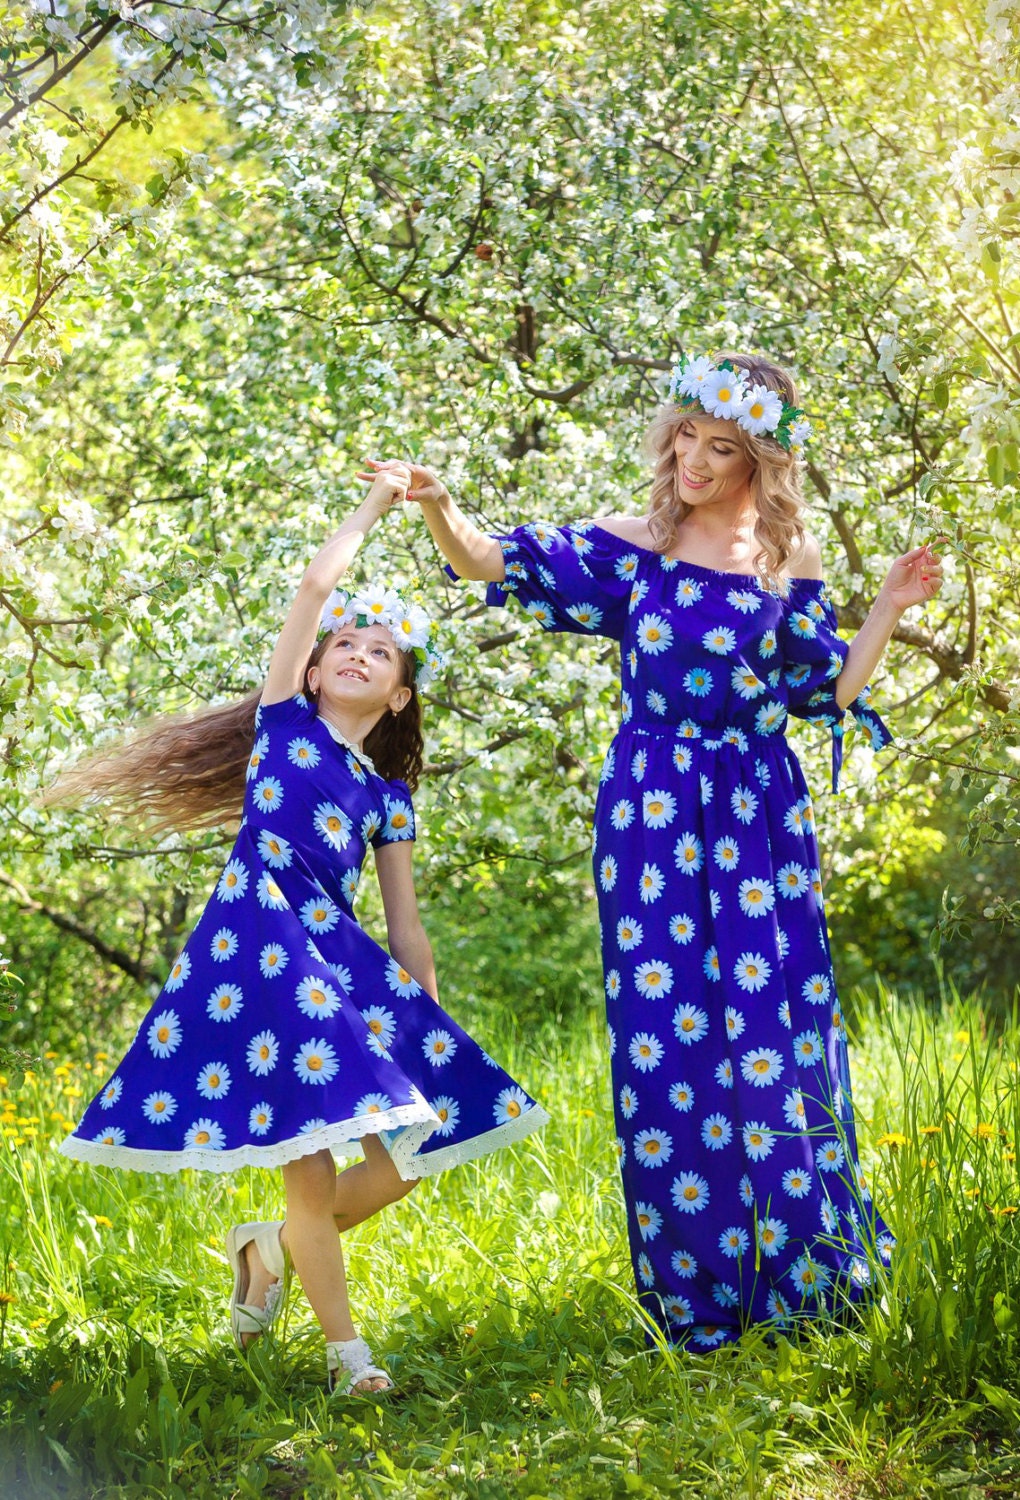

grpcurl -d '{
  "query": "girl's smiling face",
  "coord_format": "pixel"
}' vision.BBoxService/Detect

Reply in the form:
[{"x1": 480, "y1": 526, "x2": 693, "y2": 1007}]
[
  {"x1": 307, "y1": 624, "x2": 412, "y2": 717},
  {"x1": 673, "y1": 415, "x2": 755, "y2": 508}
]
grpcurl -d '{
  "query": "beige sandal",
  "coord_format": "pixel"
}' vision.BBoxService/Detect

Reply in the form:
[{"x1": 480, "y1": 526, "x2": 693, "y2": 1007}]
[{"x1": 226, "y1": 1220, "x2": 287, "y2": 1351}]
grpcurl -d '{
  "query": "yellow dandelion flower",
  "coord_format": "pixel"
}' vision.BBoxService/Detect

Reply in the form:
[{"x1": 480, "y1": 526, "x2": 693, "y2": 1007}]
[
  {"x1": 919, "y1": 1125, "x2": 941, "y2": 1137},
  {"x1": 954, "y1": 1030, "x2": 970, "y2": 1045},
  {"x1": 976, "y1": 1123, "x2": 996, "y2": 1140},
  {"x1": 997, "y1": 1207, "x2": 1018, "y2": 1217},
  {"x1": 876, "y1": 1132, "x2": 908, "y2": 1149},
  {"x1": 0, "y1": 1292, "x2": 16, "y2": 1306},
  {"x1": 93, "y1": 1216, "x2": 112, "y2": 1229},
  {"x1": 44, "y1": 1051, "x2": 57, "y2": 1060}
]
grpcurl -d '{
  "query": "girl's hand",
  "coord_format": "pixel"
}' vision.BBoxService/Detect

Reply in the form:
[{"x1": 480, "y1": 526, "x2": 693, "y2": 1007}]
[
  {"x1": 357, "y1": 457, "x2": 448, "y2": 505},
  {"x1": 877, "y1": 541, "x2": 946, "y2": 614},
  {"x1": 358, "y1": 460, "x2": 411, "y2": 512}
]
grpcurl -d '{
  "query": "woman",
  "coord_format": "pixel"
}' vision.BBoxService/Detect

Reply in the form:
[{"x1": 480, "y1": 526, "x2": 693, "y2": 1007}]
[{"x1": 364, "y1": 352, "x2": 944, "y2": 1345}]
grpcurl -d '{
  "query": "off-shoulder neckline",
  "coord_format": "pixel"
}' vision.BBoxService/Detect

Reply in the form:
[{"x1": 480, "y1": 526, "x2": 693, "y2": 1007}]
[{"x1": 580, "y1": 521, "x2": 825, "y2": 588}]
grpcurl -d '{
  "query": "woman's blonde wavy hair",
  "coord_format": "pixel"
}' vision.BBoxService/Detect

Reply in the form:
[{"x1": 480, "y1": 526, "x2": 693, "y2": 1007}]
[{"x1": 643, "y1": 351, "x2": 806, "y2": 587}]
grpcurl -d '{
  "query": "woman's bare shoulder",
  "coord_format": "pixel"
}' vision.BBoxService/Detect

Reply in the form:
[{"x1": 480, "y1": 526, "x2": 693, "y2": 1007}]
[
  {"x1": 583, "y1": 514, "x2": 653, "y2": 544},
  {"x1": 784, "y1": 530, "x2": 824, "y2": 580}
]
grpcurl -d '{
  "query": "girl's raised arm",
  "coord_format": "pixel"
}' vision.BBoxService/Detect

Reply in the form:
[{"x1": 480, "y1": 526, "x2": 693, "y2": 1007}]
[
  {"x1": 263, "y1": 470, "x2": 409, "y2": 706},
  {"x1": 358, "y1": 459, "x2": 505, "y2": 582}
]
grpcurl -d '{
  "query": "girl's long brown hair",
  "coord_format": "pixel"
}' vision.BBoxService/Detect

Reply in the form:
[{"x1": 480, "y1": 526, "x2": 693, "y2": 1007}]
[
  {"x1": 45, "y1": 638, "x2": 425, "y2": 834},
  {"x1": 643, "y1": 351, "x2": 806, "y2": 586}
]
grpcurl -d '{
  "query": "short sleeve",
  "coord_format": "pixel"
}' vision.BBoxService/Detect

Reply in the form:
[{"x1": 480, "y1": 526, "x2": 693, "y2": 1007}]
[
  {"x1": 781, "y1": 579, "x2": 892, "y2": 792},
  {"x1": 458, "y1": 521, "x2": 634, "y2": 641},
  {"x1": 372, "y1": 779, "x2": 416, "y2": 847}
]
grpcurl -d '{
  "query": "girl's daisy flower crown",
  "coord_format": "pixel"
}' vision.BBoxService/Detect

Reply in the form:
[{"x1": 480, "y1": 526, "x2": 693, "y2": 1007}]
[
  {"x1": 670, "y1": 355, "x2": 811, "y2": 454},
  {"x1": 319, "y1": 586, "x2": 446, "y2": 687}
]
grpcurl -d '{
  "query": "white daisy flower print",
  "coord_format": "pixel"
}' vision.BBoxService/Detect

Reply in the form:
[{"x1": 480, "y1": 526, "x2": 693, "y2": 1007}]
[
  {"x1": 672, "y1": 744, "x2": 693, "y2": 773},
  {"x1": 671, "y1": 1172, "x2": 710, "y2": 1214},
  {"x1": 629, "y1": 1032, "x2": 664, "y2": 1072},
  {"x1": 313, "y1": 802, "x2": 352, "y2": 852},
  {"x1": 287, "y1": 736, "x2": 320, "y2": 770},
  {"x1": 777, "y1": 928, "x2": 790, "y2": 960},
  {"x1": 384, "y1": 957, "x2": 421, "y2": 998},
  {"x1": 635, "y1": 1202, "x2": 663, "y2": 1241},
  {"x1": 755, "y1": 701, "x2": 786, "y2": 735},
  {"x1": 210, "y1": 928, "x2": 238, "y2": 964},
  {"x1": 639, "y1": 864, "x2": 665, "y2": 904},
  {"x1": 734, "y1": 952, "x2": 772, "y2": 993},
  {"x1": 664, "y1": 1295, "x2": 695, "y2": 1327},
  {"x1": 767, "y1": 1289, "x2": 793, "y2": 1324},
  {"x1": 788, "y1": 610, "x2": 817, "y2": 640},
  {"x1": 148, "y1": 1010, "x2": 181, "y2": 1058},
  {"x1": 719, "y1": 1226, "x2": 749, "y2": 1258},
  {"x1": 599, "y1": 855, "x2": 618, "y2": 891},
  {"x1": 646, "y1": 689, "x2": 667, "y2": 716},
  {"x1": 99, "y1": 1076, "x2": 123, "y2": 1110},
  {"x1": 361, "y1": 1004, "x2": 396, "y2": 1053},
  {"x1": 672, "y1": 1248, "x2": 698, "y2": 1278},
  {"x1": 361, "y1": 810, "x2": 383, "y2": 843},
  {"x1": 820, "y1": 1199, "x2": 839, "y2": 1235},
  {"x1": 755, "y1": 757, "x2": 772, "y2": 786},
  {"x1": 295, "y1": 976, "x2": 342, "y2": 1020},
  {"x1": 165, "y1": 951, "x2": 192, "y2": 990},
  {"x1": 784, "y1": 802, "x2": 804, "y2": 835},
  {"x1": 252, "y1": 776, "x2": 283, "y2": 815},
  {"x1": 877, "y1": 1232, "x2": 896, "y2": 1264},
  {"x1": 782, "y1": 1167, "x2": 812, "y2": 1198},
  {"x1": 340, "y1": 869, "x2": 361, "y2": 906},
  {"x1": 758, "y1": 628, "x2": 778, "y2": 658},
  {"x1": 298, "y1": 1117, "x2": 328, "y2": 1135},
  {"x1": 566, "y1": 602, "x2": 603, "y2": 630},
  {"x1": 702, "y1": 947, "x2": 720, "y2": 982},
  {"x1": 731, "y1": 786, "x2": 760, "y2": 825},
  {"x1": 794, "y1": 1031, "x2": 822, "y2": 1067},
  {"x1": 631, "y1": 749, "x2": 648, "y2": 782},
  {"x1": 731, "y1": 665, "x2": 767, "y2": 700},
  {"x1": 384, "y1": 799, "x2": 414, "y2": 841},
  {"x1": 675, "y1": 577, "x2": 704, "y2": 607},
  {"x1": 618, "y1": 1084, "x2": 639, "y2": 1119},
  {"x1": 669, "y1": 913, "x2": 696, "y2": 945},
  {"x1": 637, "y1": 1252, "x2": 655, "y2": 1287},
  {"x1": 683, "y1": 666, "x2": 713, "y2": 698},
  {"x1": 674, "y1": 832, "x2": 704, "y2": 874},
  {"x1": 494, "y1": 1086, "x2": 529, "y2": 1124},
  {"x1": 739, "y1": 1174, "x2": 755, "y2": 1208},
  {"x1": 676, "y1": 719, "x2": 702, "y2": 740},
  {"x1": 668, "y1": 1080, "x2": 694, "y2": 1112},
  {"x1": 713, "y1": 836, "x2": 740, "y2": 872},
  {"x1": 815, "y1": 1140, "x2": 845, "y2": 1173},
  {"x1": 709, "y1": 890, "x2": 722, "y2": 918},
  {"x1": 431, "y1": 1095, "x2": 460, "y2": 1136},
  {"x1": 721, "y1": 727, "x2": 748, "y2": 752},
  {"x1": 741, "y1": 1048, "x2": 784, "y2": 1088},
  {"x1": 294, "y1": 1038, "x2": 339, "y2": 1084},
  {"x1": 672, "y1": 1003, "x2": 708, "y2": 1044},
  {"x1": 789, "y1": 1255, "x2": 832, "y2": 1294},
  {"x1": 715, "y1": 1058, "x2": 734, "y2": 1089},
  {"x1": 247, "y1": 1030, "x2": 279, "y2": 1075},
  {"x1": 723, "y1": 1006, "x2": 744, "y2": 1041},
  {"x1": 256, "y1": 873, "x2": 287, "y2": 910},
  {"x1": 642, "y1": 789, "x2": 676, "y2": 828},
  {"x1": 777, "y1": 862, "x2": 809, "y2": 898},
  {"x1": 774, "y1": 1092, "x2": 804, "y2": 1142},
  {"x1": 637, "y1": 614, "x2": 673, "y2": 654},
  {"x1": 142, "y1": 1091, "x2": 176, "y2": 1125},
  {"x1": 256, "y1": 830, "x2": 292, "y2": 875},
  {"x1": 206, "y1": 983, "x2": 243, "y2": 1023},
  {"x1": 196, "y1": 1062, "x2": 230, "y2": 1100},
  {"x1": 356, "y1": 1092, "x2": 393, "y2": 1116},
  {"x1": 633, "y1": 960, "x2": 672, "y2": 996},
  {"x1": 423, "y1": 1029, "x2": 456, "y2": 1066},
  {"x1": 743, "y1": 1122, "x2": 776, "y2": 1161},
  {"x1": 300, "y1": 896, "x2": 340, "y2": 935},
  {"x1": 616, "y1": 916, "x2": 644, "y2": 951},
  {"x1": 249, "y1": 1102, "x2": 274, "y2": 1136},
  {"x1": 758, "y1": 1217, "x2": 789, "y2": 1258},
  {"x1": 615, "y1": 552, "x2": 641, "y2": 580},
  {"x1": 257, "y1": 943, "x2": 288, "y2": 980},
  {"x1": 185, "y1": 1118, "x2": 226, "y2": 1151},
  {"x1": 702, "y1": 1113, "x2": 733, "y2": 1151},
  {"x1": 620, "y1": 690, "x2": 633, "y2": 722},
  {"x1": 738, "y1": 877, "x2": 775, "y2": 917},
  {"x1": 699, "y1": 774, "x2": 713, "y2": 807},
  {"x1": 633, "y1": 1128, "x2": 672, "y2": 1176},
  {"x1": 702, "y1": 625, "x2": 737, "y2": 655},
  {"x1": 610, "y1": 799, "x2": 635, "y2": 831},
  {"x1": 605, "y1": 969, "x2": 622, "y2": 1001},
  {"x1": 246, "y1": 734, "x2": 270, "y2": 781},
  {"x1": 803, "y1": 974, "x2": 831, "y2": 1006}
]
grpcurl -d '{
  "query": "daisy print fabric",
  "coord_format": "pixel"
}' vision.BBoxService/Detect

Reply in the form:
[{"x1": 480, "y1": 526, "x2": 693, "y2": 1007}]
[
  {"x1": 62, "y1": 695, "x2": 548, "y2": 1178},
  {"x1": 481, "y1": 520, "x2": 892, "y2": 1344}
]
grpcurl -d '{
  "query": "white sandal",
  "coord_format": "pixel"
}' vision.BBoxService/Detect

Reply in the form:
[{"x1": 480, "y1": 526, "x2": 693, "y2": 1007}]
[
  {"x1": 226, "y1": 1220, "x2": 287, "y2": 1351},
  {"x1": 326, "y1": 1336, "x2": 393, "y2": 1395}
]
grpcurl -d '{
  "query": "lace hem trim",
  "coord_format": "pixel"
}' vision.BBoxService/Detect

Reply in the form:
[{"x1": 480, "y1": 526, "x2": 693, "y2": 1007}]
[{"x1": 56, "y1": 1100, "x2": 549, "y2": 1178}]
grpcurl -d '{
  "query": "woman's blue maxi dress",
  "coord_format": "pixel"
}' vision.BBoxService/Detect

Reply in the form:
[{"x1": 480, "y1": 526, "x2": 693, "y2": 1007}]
[
  {"x1": 60, "y1": 695, "x2": 548, "y2": 1178},
  {"x1": 478, "y1": 520, "x2": 893, "y2": 1345}
]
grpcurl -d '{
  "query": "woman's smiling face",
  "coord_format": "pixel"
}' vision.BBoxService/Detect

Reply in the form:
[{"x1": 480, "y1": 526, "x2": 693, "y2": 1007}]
[{"x1": 673, "y1": 414, "x2": 755, "y2": 508}]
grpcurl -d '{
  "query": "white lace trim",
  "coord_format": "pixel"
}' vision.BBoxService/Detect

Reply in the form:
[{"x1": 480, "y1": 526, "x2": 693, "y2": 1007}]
[
  {"x1": 318, "y1": 715, "x2": 376, "y2": 773},
  {"x1": 56, "y1": 1100, "x2": 549, "y2": 1179}
]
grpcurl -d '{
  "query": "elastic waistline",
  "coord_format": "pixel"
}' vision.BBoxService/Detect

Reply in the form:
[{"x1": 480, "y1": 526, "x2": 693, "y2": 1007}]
[{"x1": 619, "y1": 721, "x2": 789, "y2": 749}]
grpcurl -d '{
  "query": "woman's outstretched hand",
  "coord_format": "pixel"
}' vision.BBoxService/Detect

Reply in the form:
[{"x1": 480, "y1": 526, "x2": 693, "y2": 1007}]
[
  {"x1": 357, "y1": 458, "x2": 412, "y2": 511},
  {"x1": 357, "y1": 458, "x2": 447, "y2": 506},
  {"x1": 878, "y1": 541, "x2": 946, "y2": 614}
]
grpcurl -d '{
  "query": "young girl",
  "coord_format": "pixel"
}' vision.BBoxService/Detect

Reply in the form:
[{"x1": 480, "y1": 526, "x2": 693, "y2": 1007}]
[
  {"x1": 54, "y1": 464, "x2": 548, "y2": 1393},
  {"x1": 369, "y1": 352, "x2": 945, "y2": 1346}
]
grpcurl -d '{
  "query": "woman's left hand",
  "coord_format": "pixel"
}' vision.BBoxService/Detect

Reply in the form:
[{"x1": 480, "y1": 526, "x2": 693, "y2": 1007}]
[{"x1": 878, "y1": 541, "x2": 946, "y2": 614}]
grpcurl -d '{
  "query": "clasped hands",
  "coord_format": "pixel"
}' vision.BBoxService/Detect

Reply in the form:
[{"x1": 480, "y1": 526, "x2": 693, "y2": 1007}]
[{"x1": 357, "y1": 457, "x2": 446, "y2": 509}]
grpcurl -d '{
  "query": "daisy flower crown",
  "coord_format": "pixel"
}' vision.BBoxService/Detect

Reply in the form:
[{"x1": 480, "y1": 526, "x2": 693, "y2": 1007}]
[
  {"x1": 670, "y1": 354, "x2": 811, "y2": 454},
  {"x1": 319, "y1": 586, "x2": 446, "y2": 687}
]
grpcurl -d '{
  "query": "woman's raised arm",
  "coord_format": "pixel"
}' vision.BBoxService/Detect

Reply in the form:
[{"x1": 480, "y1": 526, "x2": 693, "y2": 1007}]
[{"x1": 359, "y1": 459, "x2": 506, "y2": 582}]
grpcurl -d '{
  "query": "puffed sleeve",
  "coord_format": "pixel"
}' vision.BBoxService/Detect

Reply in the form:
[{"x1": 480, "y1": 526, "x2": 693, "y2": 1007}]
[
  {"x1": 781, "y1": 578, "x2": 893, "y2": 793},
  {"x1": 371, "y1": 779, "x2": 416, "y2": 847},
  {"x1": 455, "y1": 521, "x2": 634, "y2": 641}
]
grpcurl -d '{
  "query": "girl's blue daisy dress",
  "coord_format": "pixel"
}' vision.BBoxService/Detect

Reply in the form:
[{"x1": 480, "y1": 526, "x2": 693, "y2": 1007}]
[
  {"x1": 61, "y1": 695, "x2": 548, "y2": 1178},
  {"x1": 473, "y1": 521, "x2": 894, "y2": 1345}
]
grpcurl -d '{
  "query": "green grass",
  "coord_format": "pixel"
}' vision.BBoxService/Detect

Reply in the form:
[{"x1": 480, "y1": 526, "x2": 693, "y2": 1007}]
[{"x1": 2, "y1": 986, "x2": 1020, "y2": 1498}]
